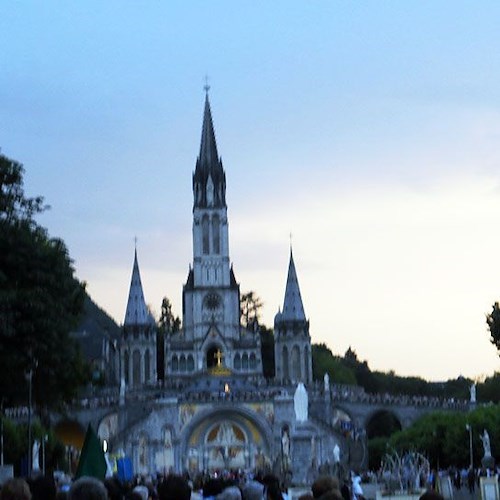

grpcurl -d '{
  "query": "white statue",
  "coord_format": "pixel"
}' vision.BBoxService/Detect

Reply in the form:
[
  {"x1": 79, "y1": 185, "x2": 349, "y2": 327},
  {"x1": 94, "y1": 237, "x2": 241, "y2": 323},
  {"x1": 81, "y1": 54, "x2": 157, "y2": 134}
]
[
  {"x1": 480, "y1": 429, "x2": 491, "y2": 457},
  {"x1": 281, "y1": 428, "x2": 290, "y2": 460},
  {"x1": 32, "y1": 439, "x2": 40, "y2": 472},
  {"x1": 333, "y1": 444, "x2": 340, "y2": 464},
  {"x1": 294, "y1": 382, "x2": 308, "y2": 422},
  {"x1": 324, "y1": 373, "x2": 330, "y2": 393},
  {"x1": 470, "y1": 383, "x2": 476, "y2": 403}
]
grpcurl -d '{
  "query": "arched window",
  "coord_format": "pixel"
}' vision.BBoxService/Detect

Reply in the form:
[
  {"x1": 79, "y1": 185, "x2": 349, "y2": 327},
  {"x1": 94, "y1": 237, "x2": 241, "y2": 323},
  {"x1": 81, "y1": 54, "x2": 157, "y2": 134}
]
[
  {"x1": 144, "y1": 349, "x2": 150, "y2": 382},
  {"x1": 242, "y1": 353, "x2": 249, "y2": 370},
  {"x1": 212, "y1": 215, "x2": 220, "y2": 254},
  {"x1": 249, "y1": 353, "x2": 256, "y2": 369},
  {"x1": 187, "y1": 355, "x2": 194, "y2": 372},
  {"x1": 172, "y1": 355, "x2": 178, "y2": 372},
  {"x1": 124, "y1": 350, "x2": 130, "y2": 384},
  {"x1": 304, "y1": 346, "x2": 310, "y2": 383},
  {"x1": 234, "y1": 354, "x2": 241, "y2": 370},
  {"x1": 291, "y1": 345, "x2": 301, "y2": 381},
  {"x1": 202, "y1": 214, "x2": 210, "y2": 254},
  {"x1": 133, "y1": 349, "x2": 141, "y2": 386},
  {"x1": 282, "y1": 346, "x2": 289, "y2": 380},
  {"x1": 180, "y1": 355, "x2": 187, "y2": 373}
]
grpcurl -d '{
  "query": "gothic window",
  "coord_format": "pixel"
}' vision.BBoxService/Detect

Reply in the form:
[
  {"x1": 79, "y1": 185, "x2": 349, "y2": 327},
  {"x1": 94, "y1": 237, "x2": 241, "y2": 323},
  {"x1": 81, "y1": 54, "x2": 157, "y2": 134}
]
[
  {"x1": 180, "y1": 355, "x2": 187, "y2": 373},
  {"x1": 291, "y1": 345, "x2": 301, "y2": 381},
  {"x1": 249, "y1": 353, "x2": 256, "y2": 369},
  {"x1": 202, "y1": 215, "x2": 209, "y2": 254},
  {"x1": 282, "y1": 345, "x2": 289, "y2": 380},
  {"x1": 133, "y1": 349, "x2": 141, "y2": 386},
  {"x1": 304, "y1": 346, "x2": 310, "y2": 382},
  {"x1": 144, "y1": 349, "x2": 150, "y2": 382},
  {"x1": 242, "y1": 353, "x2": 249, "y2": 370},
  {"x1": 124, "y1": 350, "x2": 130, "y2": 384},
  {"x1": 212, "y1": 215, "x2": 220, "y2": 254},
  {"x1": 172, "y1": 355, "x2": 178, "y2": 372},
  {"x1": 234, "y1": 354, "x2": 241, "y2": 370},
  {"x1": 203, "y1": 293, "x2": 221, "y2": 311},
  {"x1": 187, "y1": 355, "x2": 194, "y2": 371}
]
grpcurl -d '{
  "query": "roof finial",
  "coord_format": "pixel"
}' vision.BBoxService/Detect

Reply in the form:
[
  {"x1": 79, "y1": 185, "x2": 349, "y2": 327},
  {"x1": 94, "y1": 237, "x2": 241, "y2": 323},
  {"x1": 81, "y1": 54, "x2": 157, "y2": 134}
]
[
  {"x1": 134, "y1": 236, "x2": 138, "y2": 250},
  {"x1": 289, "y1": 232, "x2": 293, "y2": 253},
  {"x1": 204, "y1": 74, "x2": 210, "y2": 94}
]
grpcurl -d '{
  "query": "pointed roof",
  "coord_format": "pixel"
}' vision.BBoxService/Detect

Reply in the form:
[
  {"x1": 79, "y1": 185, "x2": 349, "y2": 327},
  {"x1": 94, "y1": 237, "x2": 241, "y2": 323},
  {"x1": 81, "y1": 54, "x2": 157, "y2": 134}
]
[
  {"x1": 281, "y1": 249, "x2": 306, "y2": 321},
  {"x1": 124, "y1": 248, "x2": 150, "y2": 326},
  {"x1": 198, "y1": 92, "x2": 220, "y2": 170}
]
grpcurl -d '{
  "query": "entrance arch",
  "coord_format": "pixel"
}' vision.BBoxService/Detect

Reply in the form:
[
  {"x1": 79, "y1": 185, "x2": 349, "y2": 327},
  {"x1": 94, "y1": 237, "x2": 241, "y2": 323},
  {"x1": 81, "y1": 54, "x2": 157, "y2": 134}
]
[
  {"x1": 206, "y1": 345, "x2": 224, "y2": 369},
  {"x1": 182, "y1": 406, "x2": 272, "y2": 473}
]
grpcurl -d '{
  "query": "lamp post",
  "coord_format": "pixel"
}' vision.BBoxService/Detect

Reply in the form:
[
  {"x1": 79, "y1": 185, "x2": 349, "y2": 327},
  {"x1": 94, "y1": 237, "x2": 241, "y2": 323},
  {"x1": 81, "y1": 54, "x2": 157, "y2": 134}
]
[
  {"x1": 27, "y1": 366, "x2": 33, "y2": 477},
  {"x1": 1, "y1": 398, "x2": 4, "y2": 466},
  {"x1": 466, "y1": 423, "x2": 473, "y2": 470}
]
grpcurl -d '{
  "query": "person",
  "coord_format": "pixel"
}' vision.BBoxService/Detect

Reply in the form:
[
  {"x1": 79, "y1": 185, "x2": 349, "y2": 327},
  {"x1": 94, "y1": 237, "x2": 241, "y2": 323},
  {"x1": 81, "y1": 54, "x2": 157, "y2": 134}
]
[
  {"x1": 157, "y1": 475, "x2": 191, "y2": 500},
  {"x1": 311, "y1": 476, "x2": 342, "y2": 500},
  {"x1": 351, "y1": 475, "x2": 364, "y2": 500},
  {"x1": 68, "y1": 477, "x2": 108, "y2": 500},
  {"x1": 0, "y1": 478, "x2": 32, "y2": 500}
]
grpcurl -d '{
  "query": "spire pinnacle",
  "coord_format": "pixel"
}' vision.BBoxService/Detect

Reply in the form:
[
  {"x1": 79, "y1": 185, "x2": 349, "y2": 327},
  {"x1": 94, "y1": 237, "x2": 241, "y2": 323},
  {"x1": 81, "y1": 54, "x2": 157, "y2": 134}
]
[
  {"x1": 281, "y1": 250, "x2": 306, "y2": 321},
  {"x1": 124, "y1": 247, "x2": 150, "y2": 326}
]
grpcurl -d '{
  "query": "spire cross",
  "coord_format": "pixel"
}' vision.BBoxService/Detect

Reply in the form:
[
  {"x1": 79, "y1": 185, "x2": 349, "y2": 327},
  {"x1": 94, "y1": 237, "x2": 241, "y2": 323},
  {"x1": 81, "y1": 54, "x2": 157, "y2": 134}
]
[
  {"x1": 204, "y1": 75, "x2": 210, "y2": 94},
  {"x1": 289, "y1": 232, "x2": 293, "y2": 250},
  {"x1": 134, "y1": 236, "x2": 138, "y2": 249}
]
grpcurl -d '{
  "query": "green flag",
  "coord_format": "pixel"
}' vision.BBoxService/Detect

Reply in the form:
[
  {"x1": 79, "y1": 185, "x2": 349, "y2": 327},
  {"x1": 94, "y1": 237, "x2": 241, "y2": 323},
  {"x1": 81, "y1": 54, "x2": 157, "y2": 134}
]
[{"x1": 75, "y1": 424, "x2": 107, "y2": 481}]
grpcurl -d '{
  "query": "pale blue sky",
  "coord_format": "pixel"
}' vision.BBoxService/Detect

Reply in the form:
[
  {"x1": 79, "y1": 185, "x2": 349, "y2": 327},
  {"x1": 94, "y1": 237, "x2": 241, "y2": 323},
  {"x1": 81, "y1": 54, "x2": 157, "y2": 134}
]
[{"x1": 2, "y1": 2, "x2": 500, "y2": 381}]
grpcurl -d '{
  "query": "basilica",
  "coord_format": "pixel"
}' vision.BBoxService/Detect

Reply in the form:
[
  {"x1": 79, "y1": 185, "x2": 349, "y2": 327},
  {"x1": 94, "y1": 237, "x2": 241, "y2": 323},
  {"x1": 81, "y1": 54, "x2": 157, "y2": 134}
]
[{"x1": 95, "y1": 93, "x2": 346, "y2": 482}]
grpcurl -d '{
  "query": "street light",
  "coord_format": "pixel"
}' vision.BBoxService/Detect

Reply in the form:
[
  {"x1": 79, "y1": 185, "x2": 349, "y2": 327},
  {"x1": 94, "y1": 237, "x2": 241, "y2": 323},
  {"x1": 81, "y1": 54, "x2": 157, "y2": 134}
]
[{"x1": 466, "y1": 423, "x2": 473, "y2": 470}]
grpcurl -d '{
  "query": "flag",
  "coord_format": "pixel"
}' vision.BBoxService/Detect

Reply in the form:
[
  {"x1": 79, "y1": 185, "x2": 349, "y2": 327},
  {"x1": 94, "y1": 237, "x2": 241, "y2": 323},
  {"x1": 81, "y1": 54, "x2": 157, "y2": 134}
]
[{"x1": 75, "y1": 424, "x2": 107, "y2": 481}]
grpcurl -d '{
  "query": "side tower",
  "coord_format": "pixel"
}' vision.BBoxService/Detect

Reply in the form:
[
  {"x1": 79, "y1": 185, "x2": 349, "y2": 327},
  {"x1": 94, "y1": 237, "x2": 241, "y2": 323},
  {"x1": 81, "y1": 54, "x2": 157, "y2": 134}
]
[
  {"x1": 274, "y1": 249, "x2": 313, "y2": 384},
  {"x1": 121, "y1": 248, "x2": 157, "y2": 388}
]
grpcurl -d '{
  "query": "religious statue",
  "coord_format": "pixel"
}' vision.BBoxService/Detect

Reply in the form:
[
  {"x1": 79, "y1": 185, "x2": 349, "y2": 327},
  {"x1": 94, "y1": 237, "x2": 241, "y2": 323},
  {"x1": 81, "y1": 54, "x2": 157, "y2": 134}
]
[
  {"x1": 469, "y1": 383, "x2": 476, "y2": 403},
  {"x1": 281, "y1": 427, "x2": 290, "y2": 461},
  {"x1": 32, "y1": 440, "x2": 40, "y2": 472},
  {"x1": 294, "y1": 382, "x2": 308, "y2": 422},
  {"x1": 480, "y1": 429, "x2": 491, "y2": 458},
  {"x1": 333, "y1": 443, "x2": 340, "y2": 464},
  {"x1": 324, "y1": 373, "x2": 330, "y2": 393}
]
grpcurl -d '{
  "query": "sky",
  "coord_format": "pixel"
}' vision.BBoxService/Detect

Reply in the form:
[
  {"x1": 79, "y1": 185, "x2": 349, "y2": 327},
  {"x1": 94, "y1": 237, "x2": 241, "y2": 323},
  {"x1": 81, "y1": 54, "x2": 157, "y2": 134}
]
[{"x1": 1, "y1": 1, "x2": 500, "y2": 382}]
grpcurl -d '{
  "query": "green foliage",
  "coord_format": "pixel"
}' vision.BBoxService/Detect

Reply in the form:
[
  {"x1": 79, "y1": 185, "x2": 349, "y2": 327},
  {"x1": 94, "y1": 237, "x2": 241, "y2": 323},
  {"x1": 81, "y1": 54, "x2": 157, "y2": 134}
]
[
  {"x1": 240, "y1": 291, "x2": 263, "y2": 328},
  {"x1": 486, "y1": 302, "x2": 500, "y2": 355},
  {"x1": 0, "y1": 154, "x2": 87, "y2": 411},
  {"x1": 260, "y1": 326, "x2": 275, "y2": 379},
  {"x1": 368, "y1": 436, "x2": 389, "y2": 471},
  {"x1": 383, "y1": 405, "x2": 500, "y2": 469},
  {"x1": 479, "y1": 372, "x2": 500, "y2": 403},
  {"x1": 312, "y1": 344, "x2": 357, "y2": 385}
]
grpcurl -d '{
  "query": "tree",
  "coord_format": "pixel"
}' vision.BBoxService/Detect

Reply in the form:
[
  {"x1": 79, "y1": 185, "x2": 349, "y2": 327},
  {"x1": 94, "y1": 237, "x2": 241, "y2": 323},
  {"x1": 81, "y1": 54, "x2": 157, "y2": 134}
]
[
  {"x1": 486, "y1": 302, "x2": 500, "y2": 355},
  {"x1": 240, "y1": 291, "x2": 263, "y2": 328},
  {"x1": 0, "y1": 154, "x2": 87, "y2": 412},
  {"x1": 157, "y1": 297, "x2": 180, "y2": 380}
]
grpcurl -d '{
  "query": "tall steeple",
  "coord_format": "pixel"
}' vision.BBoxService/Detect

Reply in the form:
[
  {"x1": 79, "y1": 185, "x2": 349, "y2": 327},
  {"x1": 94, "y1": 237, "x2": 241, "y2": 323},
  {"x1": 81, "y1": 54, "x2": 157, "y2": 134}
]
[
  {"x1": 192, "y1": 91, "x2": 226, "y2": 208},
  {"x1": 124, "y1": 248, "x2": 150, "y2": 326},
  {"x1": 281, "y1": 248, "x2": 306, "y2": 321}
]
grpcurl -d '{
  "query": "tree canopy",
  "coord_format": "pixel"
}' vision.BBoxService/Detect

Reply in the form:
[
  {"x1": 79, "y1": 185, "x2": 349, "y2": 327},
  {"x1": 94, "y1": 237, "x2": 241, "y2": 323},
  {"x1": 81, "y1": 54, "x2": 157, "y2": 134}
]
[
  {"x1": 0, "y1": 154, "x2": 87, "y2": 412},
  {"x1": 486, "y1": 302, "x2": 500, "y2": 356}
]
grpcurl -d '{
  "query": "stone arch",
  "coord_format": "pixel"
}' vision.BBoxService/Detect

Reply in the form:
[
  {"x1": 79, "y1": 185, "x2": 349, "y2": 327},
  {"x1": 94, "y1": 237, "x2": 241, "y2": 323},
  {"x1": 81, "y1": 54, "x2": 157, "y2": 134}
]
[
  {"x1": 202, "y1": 214, "x2": 210, "y2": 254},
  {"x1": 365, "y1": 409, "x2": 402, "y2": 439},
  {"x1": 212, "y1": 214, "x2": 220, "y2": 254},
  {"x1": 187, "y1": 355, "x2": 194, "y2": 372},
  {"x1": 249, "y1": 353, "x2": 256, "y2": 370},
  {"x1": 242, "y1": 353, "x2": 249, "y2": 370},
  {"x1": 206, "y1": 344, "x2": 225, "y2": 369},
  {"x1": 234, "y1": 353, "x2": 241, "y2": 370},
  {"x1": 172, "y1": 355, "x2": 179, "y2": 372},
  {"x1": 124, "y1": 349, "x2": 130, "y2": 384},
  {"x1": 144, "y1": 349, "x2": 150, "y2": 382},
  {"x1": 291, "y1": 345, "x2": 301, "y2": 381},
  {"x1": 304, "y1": 345, "x2": 310, "y2": 382},
  {"x1": 132, "y1": 349, "x2": 141, "y2": 386},
  {"x1": 282, "y1": 345, "x2": 289, "y2": 380},
  {"x1": 137, "y1": 431, "x2": 149, "y2": 474},
  {"x1": 160, "y1": 426, "x2": 175, "y2": 471},
  {"x1": 180, "y1": 405, "x2": 273, "y2": 473},
  {"x1": 180, "y1": 355, "x2": 187, "y2": 373}
]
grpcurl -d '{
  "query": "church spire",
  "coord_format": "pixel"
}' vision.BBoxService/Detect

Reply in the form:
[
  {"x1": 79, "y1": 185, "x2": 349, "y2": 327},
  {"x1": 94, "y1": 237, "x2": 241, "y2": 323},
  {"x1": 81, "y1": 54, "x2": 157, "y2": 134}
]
[
  {"x1": 124, "y1": 247, "x2": 150, "y2": 326},
  {"x1": 193, "y1": 91, "x2": 226, "y2": 208},
  {"x1": 281, "y1": 248, "x2": 306, "y2": 321}
]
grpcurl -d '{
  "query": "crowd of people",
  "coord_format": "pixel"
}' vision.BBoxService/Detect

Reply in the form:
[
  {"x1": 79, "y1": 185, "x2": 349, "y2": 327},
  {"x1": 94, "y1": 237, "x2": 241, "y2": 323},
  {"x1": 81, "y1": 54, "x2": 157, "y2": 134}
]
[{"x1": 0, "y1": 468, "x2": 464, "y2": 500}]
